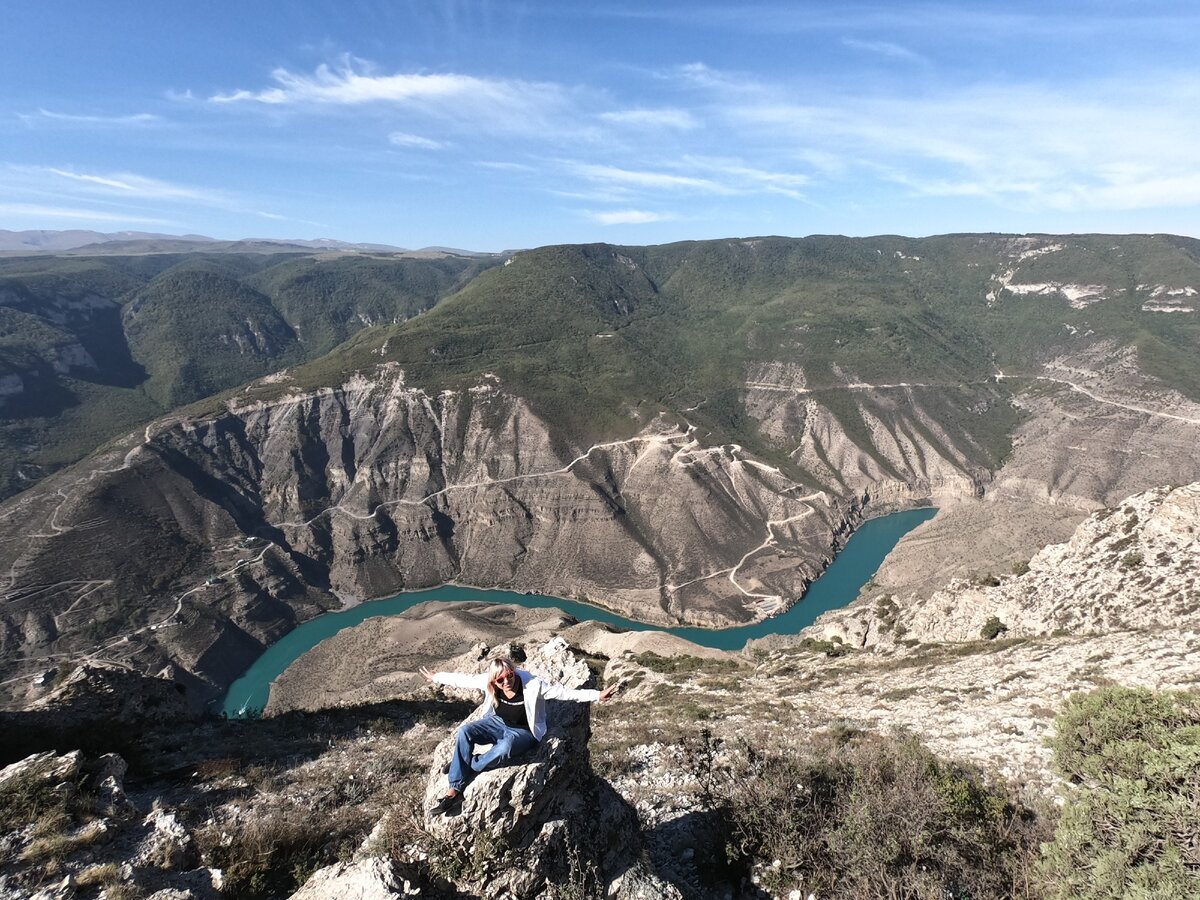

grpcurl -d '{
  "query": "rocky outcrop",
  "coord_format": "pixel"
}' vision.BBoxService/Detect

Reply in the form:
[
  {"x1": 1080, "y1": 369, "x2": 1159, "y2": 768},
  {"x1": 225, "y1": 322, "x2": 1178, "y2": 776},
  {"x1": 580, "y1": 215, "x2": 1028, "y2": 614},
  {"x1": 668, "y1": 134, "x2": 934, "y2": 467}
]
[
  {"x1": 742, "y1": 362, "x2": 993, "y2": 506},
  {"x1": 289, "y1": 858, "x2": 418, "y2": 899},
  {"x1": 808, "y1": 481, "x2": 1200, "y2": 649},
  {"x1": 415, "y1": 639, "x2": 665, "y2": 899}
]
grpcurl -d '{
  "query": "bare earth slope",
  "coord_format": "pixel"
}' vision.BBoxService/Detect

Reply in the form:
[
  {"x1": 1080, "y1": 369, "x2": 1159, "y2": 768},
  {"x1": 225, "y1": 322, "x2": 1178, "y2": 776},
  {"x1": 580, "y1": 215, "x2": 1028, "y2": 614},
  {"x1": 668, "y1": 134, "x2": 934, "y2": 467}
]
[{"x1": 2, "y1": 233, "x2": 1200, "y2": 707}]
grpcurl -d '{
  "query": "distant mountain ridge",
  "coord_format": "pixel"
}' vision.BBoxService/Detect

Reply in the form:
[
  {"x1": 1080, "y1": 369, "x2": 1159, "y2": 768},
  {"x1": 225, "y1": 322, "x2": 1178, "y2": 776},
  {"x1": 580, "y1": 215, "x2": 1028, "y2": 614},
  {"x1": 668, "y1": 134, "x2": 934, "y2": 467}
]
[
  {"x1": 0, "y1": 229, "x2": 420, "y2": 256},
  {"x1": 0, "y1": 229, "x2": 216, "y2": 253}
]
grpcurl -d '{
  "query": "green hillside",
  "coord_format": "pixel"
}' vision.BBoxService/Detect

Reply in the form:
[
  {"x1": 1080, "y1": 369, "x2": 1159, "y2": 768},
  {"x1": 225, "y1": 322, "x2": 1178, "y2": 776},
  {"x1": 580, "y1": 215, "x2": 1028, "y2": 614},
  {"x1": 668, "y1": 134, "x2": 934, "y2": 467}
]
[
  {"x1": 250, "y1": 234, "x2": 1200, "y2": 484},
  {"x1": 0, "y1": 251, "x2": 497, "y2": 498},
  {"x1": 5, "y1": 234, "x2": 1198, "y2": 501}
]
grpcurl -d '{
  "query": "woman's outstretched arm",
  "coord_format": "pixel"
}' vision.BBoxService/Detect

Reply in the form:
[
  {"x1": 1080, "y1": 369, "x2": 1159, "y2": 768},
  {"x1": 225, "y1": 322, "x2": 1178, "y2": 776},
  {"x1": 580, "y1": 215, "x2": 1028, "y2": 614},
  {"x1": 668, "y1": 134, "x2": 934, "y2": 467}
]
[{"x1": 419, "y1": 666, "x2": 489, "y2": 691}]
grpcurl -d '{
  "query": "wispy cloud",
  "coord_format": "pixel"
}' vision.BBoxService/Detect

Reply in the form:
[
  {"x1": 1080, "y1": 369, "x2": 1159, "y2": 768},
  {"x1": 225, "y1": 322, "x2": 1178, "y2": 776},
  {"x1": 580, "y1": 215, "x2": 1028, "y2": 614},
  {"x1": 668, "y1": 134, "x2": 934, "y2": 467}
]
[
  {"x1": 597, "y1": 4, "x2": 1200, "y2": 41},
  {"x1": 41, "y1": 167, "x2": 226, "y2": 203},
  {"x1": 686, "y1": 65, "x2": 1200, "y2": 214},
  {"x1": 841, "y1": 38, "x2": 926, "y2": 64},
  {"x1": 572, "y1": 163, "x2": 733, "y2": 194},
  {"x1": 20, "y1": 108, "x2": 162, "y2": 126},
  {"x1": 477, "y1": 161, "x2": 537, "y2": 173},
  {"x1": 586, "y1": 208, "x2": 671, "y2": 225},
  {"x1": 1, "y1": 165, "x2": 294, "y2": 229},
  {"x1": 681, "y1": 156, "x2": 810, "y2": 199},
  {"x1": 388, "y1": 131, "x2": 447, "y2": 150},
  {"x1": 0, "y1": 202, "x2": 172, "y2": 224},
  {"x1": 208, "y1": 56, "x2": 579, "y2": 138},
  {"x1": 599, "y1": 108, "x2": 698, "y2": 129}
]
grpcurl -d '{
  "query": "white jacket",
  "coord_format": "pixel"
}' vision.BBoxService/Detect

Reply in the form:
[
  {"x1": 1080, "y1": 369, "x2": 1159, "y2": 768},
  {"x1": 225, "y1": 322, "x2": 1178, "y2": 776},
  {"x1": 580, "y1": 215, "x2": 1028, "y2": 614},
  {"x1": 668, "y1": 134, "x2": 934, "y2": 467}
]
[{"x1": 431, "y1": 668, "x2": 601, "y2": 741}]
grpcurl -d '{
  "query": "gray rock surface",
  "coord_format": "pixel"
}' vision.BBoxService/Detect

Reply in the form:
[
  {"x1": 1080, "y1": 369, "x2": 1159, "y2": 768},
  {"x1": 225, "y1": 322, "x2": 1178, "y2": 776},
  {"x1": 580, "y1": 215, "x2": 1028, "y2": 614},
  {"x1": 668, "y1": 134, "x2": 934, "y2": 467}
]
[
  {"x1": 418, "y1": 641, "x2": 653, "y2": 899},
  {"x1": 289, "y1": 858, "x2": 415, "y2": 899}
]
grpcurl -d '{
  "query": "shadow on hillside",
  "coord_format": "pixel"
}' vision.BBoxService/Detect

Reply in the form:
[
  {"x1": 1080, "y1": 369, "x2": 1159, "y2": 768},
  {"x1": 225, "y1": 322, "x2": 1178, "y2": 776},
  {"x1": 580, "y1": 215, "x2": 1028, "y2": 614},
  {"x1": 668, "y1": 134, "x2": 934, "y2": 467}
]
[
  {"x1": 641, "y1": 808, "x2": 770, "y2": 899},
  {"x1": 0, "y1": 697, "x2": 476, "y2": 780}
]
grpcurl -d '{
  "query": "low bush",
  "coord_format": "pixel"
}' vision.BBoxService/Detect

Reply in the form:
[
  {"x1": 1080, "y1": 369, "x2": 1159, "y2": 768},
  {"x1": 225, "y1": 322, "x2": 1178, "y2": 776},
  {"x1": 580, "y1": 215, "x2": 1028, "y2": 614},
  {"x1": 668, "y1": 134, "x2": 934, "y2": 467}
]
[
  {"x1": 1040, "y1": 686, "x2": 1200, "y2": 898},
  {"x1": 196, "y1": 804, "x2": 370, "y2": 899},
  {"x1": 631, "y1": 652, "x2": 740, "y2": 675},
  {"x1": 981, "y1": 616, "x2": 1008, "y2": 640},
  {"x1": 687, "y1": 729, "x2": 1048, "y2": 898}
]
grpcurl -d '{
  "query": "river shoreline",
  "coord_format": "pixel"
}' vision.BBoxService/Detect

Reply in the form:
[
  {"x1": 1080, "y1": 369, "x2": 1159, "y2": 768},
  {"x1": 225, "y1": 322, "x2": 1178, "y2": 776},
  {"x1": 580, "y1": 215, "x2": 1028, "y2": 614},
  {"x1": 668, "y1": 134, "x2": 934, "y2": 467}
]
[{"x1": 220, "y1": 507, "x2": 937, "y2": 716}]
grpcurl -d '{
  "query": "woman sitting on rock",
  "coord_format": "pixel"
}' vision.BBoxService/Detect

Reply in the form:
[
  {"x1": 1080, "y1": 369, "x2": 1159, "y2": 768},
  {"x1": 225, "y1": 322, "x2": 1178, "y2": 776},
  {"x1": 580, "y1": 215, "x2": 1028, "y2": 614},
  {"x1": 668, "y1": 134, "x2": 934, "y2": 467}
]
[{"x1": 419, "y1": 655, "x2": 618, "y2": 816}]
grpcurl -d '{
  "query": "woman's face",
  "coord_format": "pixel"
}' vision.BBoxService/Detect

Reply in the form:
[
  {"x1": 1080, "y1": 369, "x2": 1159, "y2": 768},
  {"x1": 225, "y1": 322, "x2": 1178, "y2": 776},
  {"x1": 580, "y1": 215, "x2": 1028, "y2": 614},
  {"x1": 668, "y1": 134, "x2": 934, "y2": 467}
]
[{"x1": 492, "y1": 666, "x2": 516, "y2": 690}]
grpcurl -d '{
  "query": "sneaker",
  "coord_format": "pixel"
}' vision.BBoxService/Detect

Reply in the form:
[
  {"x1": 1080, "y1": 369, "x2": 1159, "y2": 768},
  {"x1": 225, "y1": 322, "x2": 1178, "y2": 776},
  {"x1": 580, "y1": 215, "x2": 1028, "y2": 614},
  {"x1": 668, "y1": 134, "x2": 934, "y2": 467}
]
[{"x1": 429, "y1": 792, "x2": 463, "y2": 817}]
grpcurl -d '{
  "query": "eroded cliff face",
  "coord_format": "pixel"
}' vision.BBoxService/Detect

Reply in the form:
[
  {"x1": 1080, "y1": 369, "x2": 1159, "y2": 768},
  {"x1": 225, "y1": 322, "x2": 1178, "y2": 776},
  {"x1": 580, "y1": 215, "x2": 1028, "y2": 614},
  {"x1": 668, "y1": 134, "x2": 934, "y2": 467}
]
[
  {"x1": 4, "y1": 319, "x2": 1199, "y2": 708},
  {"x1": 742, "y1": 362, "x2": 992, "y2": 505},
  {"x1": 0, "y1": 365, "x2": 873, "y2": 703},
  {"x1": 809, "y1": 481, "x2": 1200, "y2": 649}
]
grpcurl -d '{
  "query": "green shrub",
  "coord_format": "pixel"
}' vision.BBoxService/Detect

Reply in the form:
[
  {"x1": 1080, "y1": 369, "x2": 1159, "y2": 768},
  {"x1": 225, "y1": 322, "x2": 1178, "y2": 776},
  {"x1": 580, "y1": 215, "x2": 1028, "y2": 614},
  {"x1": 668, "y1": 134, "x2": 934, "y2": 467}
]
[
  {"x1": 631, "y1": 652, "x2": 739, "y2": 674},
  {"x1": 795, "y1": 637, "x2": 850, "y2": 657},
  {"x1": 980, "y1": 616, "x2": 1008, "y2": 640},
  {"x1": 1040, "y1": 686, "x2": 1200, "y2": 898},
  {"x1": 689, "y1": 729, "x2": 1047, "y2": 898},
  {"x1": 1119, "y1": 552, "x2": 1144, "y2": 569}
]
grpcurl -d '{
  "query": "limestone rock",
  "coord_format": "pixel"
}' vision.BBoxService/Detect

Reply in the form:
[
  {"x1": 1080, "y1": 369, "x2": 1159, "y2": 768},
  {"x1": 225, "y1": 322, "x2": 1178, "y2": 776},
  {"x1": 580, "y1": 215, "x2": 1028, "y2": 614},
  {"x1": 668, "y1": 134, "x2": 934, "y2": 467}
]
[
  {"x1": 0, "y1": 749, "x2": 81, "y2": 788},
  {"x1": 902, "y1": 482, "x2": 1200, "y2": 643},
  {"x1": 289, "y1": 858, "x2": 415, "y2": 899},
  {"x1": 421, "y1": 643, "x2": 644, "y2": 898},
  {"x1": 608, "y1": 863, "x2": 687, "y2": 900},
  {"x1": 28, "y1": 663, "x2": 197, "y2": 724},
  {"x1": 136, "y1": 808, "x2": 196, "y2": 871}
]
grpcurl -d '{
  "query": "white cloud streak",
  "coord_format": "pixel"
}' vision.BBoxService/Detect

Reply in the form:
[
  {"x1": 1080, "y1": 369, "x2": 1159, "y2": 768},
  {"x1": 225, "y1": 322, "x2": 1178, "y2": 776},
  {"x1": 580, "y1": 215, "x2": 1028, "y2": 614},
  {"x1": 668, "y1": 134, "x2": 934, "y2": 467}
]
[
  {"x1": 22, "y1": 109, "x2": 161, "y2": 125},
  {"x1": 0, "y1": 203, "x2": 172, "y2": 224},
  {"x1": 599, "y1": 108, "x2": 698, "y2": 129},
  {"x1": 209, "y1": 56, "x2": 580, "y2": 138},
  {"x1": 841, "y1": 38, "x2": 926, "y2": 64},
  {"x1": 587, "y1": 208, "x2": 671, "y2": 225},
  {"x1": 572, "y1": 163, "x2": 734, "y2": 194},
  {"x1": 42, "y1": 167, "x2": 227, "y2": 203},
  {"x1": 695, "y1": 68, "x2": 1200, "y2": 214},
  {"x1": 388, "y1": 131, "x2": 446, "y2": 149}
]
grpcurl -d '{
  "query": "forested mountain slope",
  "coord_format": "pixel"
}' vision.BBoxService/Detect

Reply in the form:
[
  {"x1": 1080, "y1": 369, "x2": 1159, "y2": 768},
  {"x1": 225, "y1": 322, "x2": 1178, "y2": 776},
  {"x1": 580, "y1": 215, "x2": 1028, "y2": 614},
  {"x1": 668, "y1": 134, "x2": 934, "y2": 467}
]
[
  {"x1": 1, "y1": 233, "x2": 1198, "y2": 706},
  {"x1": 0, "y1": 251, "x2": 497, "y2": 497}
]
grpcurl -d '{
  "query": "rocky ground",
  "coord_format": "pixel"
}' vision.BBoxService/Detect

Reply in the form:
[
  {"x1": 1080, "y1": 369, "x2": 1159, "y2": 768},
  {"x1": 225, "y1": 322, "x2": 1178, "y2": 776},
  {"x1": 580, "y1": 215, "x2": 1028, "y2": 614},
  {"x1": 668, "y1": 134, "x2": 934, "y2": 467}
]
[{"x1": 2, "y1": 481, "x2": 1198, "y2": 898}]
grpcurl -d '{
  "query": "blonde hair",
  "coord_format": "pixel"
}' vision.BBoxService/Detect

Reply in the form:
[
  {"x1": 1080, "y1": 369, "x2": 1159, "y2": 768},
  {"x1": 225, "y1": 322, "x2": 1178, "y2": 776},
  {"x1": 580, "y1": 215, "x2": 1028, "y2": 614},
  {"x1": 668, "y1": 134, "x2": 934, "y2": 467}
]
[{"x1": 485, "y1": 656, "x2": 519, "y2": 707}]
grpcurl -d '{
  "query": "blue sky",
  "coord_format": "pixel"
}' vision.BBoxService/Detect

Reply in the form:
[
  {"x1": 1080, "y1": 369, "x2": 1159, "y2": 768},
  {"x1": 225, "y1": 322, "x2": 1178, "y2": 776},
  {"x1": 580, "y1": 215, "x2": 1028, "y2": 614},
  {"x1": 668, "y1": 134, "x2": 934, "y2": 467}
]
[{"x1": 3, "y1": 1, "x2": 1198, "y2": 250}]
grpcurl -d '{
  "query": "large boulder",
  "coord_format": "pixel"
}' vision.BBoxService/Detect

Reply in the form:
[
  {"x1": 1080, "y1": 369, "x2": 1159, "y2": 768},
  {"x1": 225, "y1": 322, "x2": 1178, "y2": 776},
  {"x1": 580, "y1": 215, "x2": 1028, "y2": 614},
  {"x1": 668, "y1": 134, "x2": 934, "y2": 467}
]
[
  {"x1": 289, "y1": 858, "x2": 417, "y2": 899},
  {"x1": 418, "y1": 638, "x2": 671, "y2": 899}
]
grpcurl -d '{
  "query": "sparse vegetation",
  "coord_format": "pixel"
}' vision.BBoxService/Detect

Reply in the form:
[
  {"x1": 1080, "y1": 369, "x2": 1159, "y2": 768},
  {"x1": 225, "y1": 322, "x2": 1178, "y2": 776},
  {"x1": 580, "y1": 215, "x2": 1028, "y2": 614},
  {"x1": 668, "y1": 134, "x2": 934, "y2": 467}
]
[
  {"x1": 687, "y1": 728, "x2": 1049, "y2": 899},
  {"x1": 981, "y1": 616, "x2": 1008, "y2": 640},
  {"x1": 631, "y1": 652, "x2": 740, "y2": 675},
  {"x1": 195, "y1": 797, "x2": 372, "y2": 897},
  {"x1": 794, "y1": 637, "x2": 851, "y2": 657},
  {"x1": 1040, "y1": 686, "x2": 1200, "y2": 898},
  {"x1": 1120, "y1": 551, "x2": 1144, "y2": 569}
]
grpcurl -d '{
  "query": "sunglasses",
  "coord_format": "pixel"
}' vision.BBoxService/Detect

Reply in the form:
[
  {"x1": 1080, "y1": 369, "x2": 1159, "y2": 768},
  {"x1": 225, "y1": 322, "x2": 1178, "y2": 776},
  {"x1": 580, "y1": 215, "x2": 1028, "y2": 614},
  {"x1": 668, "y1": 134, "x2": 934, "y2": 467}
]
[{"x1": 494, "y1": 671, "x2": 516, "y2": 684}]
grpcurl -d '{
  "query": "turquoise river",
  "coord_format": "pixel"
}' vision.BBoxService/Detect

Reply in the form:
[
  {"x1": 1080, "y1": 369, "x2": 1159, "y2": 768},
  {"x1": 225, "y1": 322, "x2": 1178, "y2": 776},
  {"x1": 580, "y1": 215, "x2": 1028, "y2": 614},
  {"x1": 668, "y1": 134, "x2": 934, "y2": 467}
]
[{"x1": 221, "y1": 507, "x2": 937, "y2": 716}]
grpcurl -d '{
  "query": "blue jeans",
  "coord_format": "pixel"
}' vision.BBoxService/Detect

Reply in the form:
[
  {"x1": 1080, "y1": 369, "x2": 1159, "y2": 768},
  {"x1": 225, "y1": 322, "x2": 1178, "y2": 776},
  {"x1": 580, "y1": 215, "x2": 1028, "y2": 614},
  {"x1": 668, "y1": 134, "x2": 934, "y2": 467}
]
[{"x1": 448, "y1": 714, "x2": 539, "y2": 791}]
